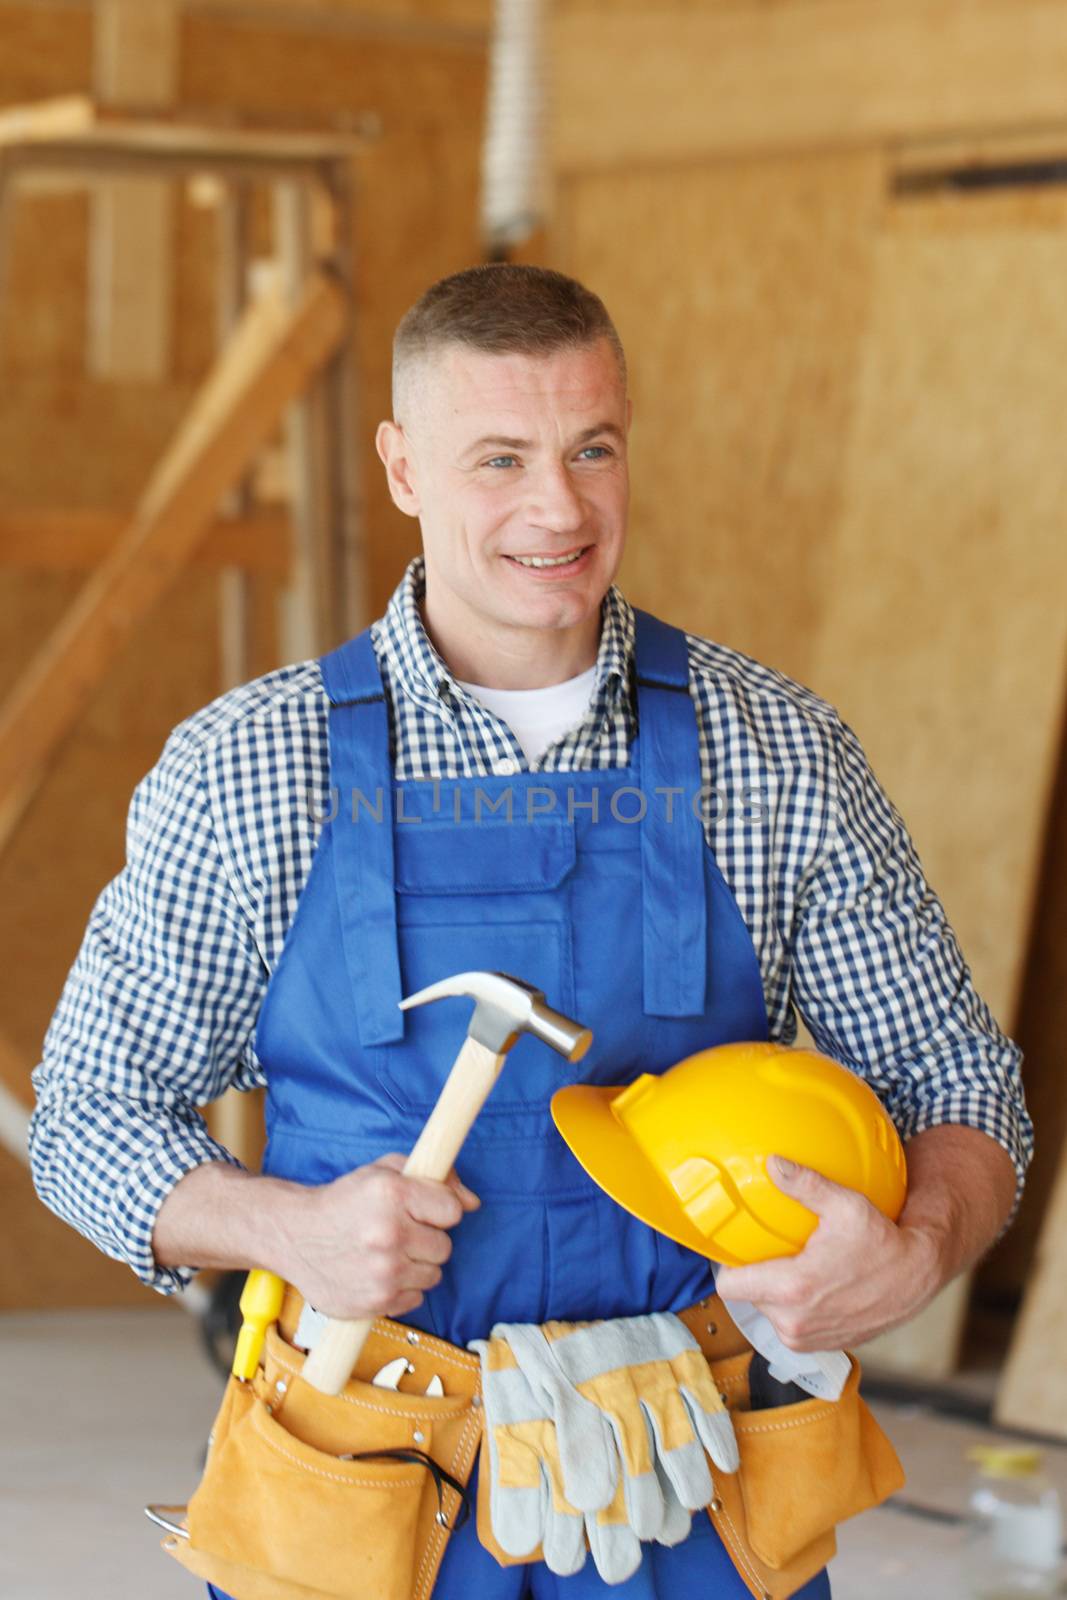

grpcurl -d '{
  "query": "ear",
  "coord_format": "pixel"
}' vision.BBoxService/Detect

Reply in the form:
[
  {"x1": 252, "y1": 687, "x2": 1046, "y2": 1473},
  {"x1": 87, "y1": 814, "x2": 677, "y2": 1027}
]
[{"x1": 376, "y1": 420, "x2": 421, "y2": 517}]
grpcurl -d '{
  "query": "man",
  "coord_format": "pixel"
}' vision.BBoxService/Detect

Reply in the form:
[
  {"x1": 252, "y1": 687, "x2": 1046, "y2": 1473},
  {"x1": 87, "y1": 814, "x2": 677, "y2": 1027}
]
[{"x1": 31, "y1": 265, "x2": 1030, "y2": 1597}]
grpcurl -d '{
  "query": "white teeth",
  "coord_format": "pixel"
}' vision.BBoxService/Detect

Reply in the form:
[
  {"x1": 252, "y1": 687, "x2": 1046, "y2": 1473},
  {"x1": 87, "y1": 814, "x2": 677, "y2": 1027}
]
[{"x1": 511, "y1": 549, "x2": 584, "y2": 569}]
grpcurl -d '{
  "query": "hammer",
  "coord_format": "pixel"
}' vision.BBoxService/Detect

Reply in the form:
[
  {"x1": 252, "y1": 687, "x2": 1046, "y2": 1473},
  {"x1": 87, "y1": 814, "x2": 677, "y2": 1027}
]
[{"x1": 300, "y1": 971, "x2": 592, "y2": 1395}]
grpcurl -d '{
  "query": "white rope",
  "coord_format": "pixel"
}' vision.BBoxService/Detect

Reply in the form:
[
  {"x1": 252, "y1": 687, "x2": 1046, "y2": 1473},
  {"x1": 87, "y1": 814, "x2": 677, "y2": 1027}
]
[{"x1": 481, "y1": 0, "x2": 549, "y2": 251}]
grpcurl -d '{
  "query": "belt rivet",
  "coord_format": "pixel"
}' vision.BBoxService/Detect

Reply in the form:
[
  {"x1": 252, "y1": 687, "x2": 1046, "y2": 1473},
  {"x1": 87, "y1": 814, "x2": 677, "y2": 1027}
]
[
  {"x1": 471, "y1": 1394, "x2": 483, "y2": 1409},
  {"x1": 406, "y1": 1331, "x2": 421, "y2": 1345},
  {"x1": 413, "y1": 1428, "x2": 425, "y2": 1444},
  {"x1": 275, "y1": 1379, "x2": 288, "y2": 1395},
  {"x1": 710, "y1": 1497, "x2": 723, "y2": 1512},
  {"x1": 706, "y1": 1321, "x2": 718, "y2": 1335}
]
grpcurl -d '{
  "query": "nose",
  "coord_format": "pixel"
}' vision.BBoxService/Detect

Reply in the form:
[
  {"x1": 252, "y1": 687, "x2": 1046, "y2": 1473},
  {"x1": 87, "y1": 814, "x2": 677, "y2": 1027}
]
[{"x1": 526, "y1": 461, "x2": 586, "y2": 535}]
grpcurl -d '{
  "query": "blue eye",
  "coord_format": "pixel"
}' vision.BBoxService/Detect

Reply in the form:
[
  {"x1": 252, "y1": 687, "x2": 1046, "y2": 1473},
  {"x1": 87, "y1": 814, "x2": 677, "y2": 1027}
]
[
  {"x1": 578, "y1": 445, "x2": 611, "y2": 460},
  {"x1": 485, "y1": 455, "x2": 518, "y2": 469}
]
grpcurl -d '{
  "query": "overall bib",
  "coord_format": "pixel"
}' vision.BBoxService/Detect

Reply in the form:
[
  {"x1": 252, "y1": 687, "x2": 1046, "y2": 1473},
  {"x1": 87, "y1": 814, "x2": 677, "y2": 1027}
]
[{"x1": 210, "y1": 611, "x2": 830, "y2": 1600}]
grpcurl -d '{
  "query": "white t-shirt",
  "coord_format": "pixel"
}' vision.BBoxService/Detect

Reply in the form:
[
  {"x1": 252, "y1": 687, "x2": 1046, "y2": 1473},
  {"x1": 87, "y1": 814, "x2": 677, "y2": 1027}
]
[{"x1": 457, "y1": 664, "x2": 598, "y2": 767}]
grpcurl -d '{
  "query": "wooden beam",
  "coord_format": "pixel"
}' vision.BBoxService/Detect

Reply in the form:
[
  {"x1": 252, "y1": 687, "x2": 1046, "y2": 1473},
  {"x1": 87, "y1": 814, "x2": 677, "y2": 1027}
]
[
  {"x1": 94, "y1": 0, "x2": 179, "y2": 110},
  {"x1": 90, "y1": 0, "x2": 179, "y2": 382},
  {"x1": 551, "y1": 1, "x2": 1067, "y2": 172},
  {"x1": 0, "y1": 104, "x2": 367, "y2": 176},
  {"x1": 0, "y1": 271, "x2": 348, "y2": 857},
  {"x1": 183, "y1": 0, "x2": 491, "y2": 43},
  {"x1": 0, "y1": 95, "x2": 96, "y2": 144},
  {"x1": 0, "y1": 507, "x2": 291, "y2": 575},
  {"x1": 275, "y1": 178, "x2": 340, "y2": 658}
]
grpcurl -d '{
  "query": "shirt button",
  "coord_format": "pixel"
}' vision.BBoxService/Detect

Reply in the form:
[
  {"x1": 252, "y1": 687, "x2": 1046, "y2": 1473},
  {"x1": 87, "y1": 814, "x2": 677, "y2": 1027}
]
[{"x1": 493, "y1": 758, "x2": 519, "y2": 776}]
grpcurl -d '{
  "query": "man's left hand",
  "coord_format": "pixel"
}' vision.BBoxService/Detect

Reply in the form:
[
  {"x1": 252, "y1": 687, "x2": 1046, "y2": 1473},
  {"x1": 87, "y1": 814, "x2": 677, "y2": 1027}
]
[{"x1": 713, "y1": 1155, "x2": 943, "y2": 1351}]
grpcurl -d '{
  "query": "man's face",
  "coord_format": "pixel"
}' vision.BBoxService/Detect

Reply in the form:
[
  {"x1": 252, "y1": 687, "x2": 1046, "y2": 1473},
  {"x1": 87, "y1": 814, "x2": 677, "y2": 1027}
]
[{"x1": 378, "y1": 337, "x2": 630, "y2": 658}]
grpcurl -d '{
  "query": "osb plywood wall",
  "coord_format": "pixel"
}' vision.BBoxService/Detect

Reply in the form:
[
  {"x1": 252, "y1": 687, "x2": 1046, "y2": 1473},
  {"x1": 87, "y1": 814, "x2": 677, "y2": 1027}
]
[
  {"x1": 0, "y1": 0, "x2": 487, "y2": 1307},
  {"x1": 547, "y1": 0, "x2": 1067, "y2": 1361}
]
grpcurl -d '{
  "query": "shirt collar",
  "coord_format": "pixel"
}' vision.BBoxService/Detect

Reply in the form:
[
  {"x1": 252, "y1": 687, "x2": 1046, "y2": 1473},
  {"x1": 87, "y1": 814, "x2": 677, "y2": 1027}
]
[{"x1": 375, "y1": 556, "x2": 635, "y2": 705}]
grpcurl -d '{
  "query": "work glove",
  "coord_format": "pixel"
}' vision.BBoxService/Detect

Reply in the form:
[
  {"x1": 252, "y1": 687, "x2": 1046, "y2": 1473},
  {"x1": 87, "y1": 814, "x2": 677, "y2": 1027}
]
[
  {"x1": 718, "y1": 1294, "x2": 851, "y2": 1401},
  {"x1": 476, "y1": 1311, "x2": 738, "y2": 1579},
  {"x1": 471, "y1": 1330, "x2": 640, "y2": 1580}
]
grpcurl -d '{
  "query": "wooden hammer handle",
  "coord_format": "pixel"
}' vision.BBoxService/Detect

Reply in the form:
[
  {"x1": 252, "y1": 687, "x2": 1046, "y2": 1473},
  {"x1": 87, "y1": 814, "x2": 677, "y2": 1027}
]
[{"x1": 300, "y1": 1035, "x2": 505, "y2": 1395}]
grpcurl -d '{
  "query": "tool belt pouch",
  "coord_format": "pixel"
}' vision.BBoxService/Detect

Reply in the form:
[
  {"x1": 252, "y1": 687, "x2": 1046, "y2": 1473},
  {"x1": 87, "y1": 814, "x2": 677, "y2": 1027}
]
[
  {"x1": 705, "y1": 1346, "x2": 906, "y2": 1600},
  {"x1": 476, "y1": 1300, "x2": 904, "y2": 1600},
  {"x1": 163, "y1": 1306, "x2": 483, "y2": 1600}
]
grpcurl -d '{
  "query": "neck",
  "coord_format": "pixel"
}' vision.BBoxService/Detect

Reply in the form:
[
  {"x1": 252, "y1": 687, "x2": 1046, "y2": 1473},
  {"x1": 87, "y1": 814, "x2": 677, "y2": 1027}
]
[{"x1": 420, "y1": 593, "x2": 601, "y2": 690}]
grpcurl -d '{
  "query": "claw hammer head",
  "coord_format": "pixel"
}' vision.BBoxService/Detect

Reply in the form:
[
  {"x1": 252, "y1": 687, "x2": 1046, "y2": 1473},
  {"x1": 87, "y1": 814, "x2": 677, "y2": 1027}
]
[{"x1": 399, "y1": 971, "x2": 592, "y2": 1061}]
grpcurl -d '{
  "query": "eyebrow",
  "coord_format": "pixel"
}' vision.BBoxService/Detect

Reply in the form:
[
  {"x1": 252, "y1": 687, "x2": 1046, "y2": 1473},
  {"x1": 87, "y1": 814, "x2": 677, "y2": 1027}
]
[{"x1": 462, "y1": 422, "x2": 626, "y2": 457}]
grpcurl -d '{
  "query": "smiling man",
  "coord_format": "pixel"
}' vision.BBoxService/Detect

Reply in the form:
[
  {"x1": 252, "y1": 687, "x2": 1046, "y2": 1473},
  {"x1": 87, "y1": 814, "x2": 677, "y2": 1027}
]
[{"x1": 31, "y1": 266, "x2": 1030, "y2": 1600}]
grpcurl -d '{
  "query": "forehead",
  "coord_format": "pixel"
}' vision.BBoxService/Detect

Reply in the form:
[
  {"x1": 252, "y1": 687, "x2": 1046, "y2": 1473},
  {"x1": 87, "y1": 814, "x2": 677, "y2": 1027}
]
[{"x1": 415, "y1": 338, "x2": 625, "y2": 435}]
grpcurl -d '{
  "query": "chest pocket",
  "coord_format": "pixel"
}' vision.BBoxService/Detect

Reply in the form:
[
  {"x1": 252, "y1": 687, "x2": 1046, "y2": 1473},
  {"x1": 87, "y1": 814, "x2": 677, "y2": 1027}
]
[{"x1": 375, "y1": 820, "x2": 579, "y2": 1116}]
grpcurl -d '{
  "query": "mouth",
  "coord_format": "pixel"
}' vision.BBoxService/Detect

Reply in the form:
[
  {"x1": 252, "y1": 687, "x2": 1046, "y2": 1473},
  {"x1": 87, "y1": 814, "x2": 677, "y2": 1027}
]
[{"x1": 503, "y1": 545, "x2": 591, "y2": 573}]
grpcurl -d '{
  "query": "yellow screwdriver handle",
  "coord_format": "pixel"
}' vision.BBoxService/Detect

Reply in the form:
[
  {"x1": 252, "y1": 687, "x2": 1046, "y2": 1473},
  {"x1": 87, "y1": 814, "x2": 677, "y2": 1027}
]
[{"x1": 232, "y1": 1268, "x2": 286, "y2": 1380}]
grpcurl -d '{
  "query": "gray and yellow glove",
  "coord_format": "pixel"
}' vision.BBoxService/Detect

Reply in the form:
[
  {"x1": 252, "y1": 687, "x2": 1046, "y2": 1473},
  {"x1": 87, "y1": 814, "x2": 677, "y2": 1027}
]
[
  {"x1": 473, "y1": 1311, "x2": 738, "y2": 1584},
  {"x1": 501, "y1": 1313, "x2": 738, "y2": 1535},
  {"x1": 470, "y1": 1330, "x2": 636, "y2": 1579}
]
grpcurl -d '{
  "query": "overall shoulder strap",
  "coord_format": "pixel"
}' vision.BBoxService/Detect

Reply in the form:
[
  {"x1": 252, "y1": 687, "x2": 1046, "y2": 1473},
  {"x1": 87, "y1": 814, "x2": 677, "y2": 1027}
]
[
  {"x1": 632, "y1": 609, "x2": 708, "y2": 1017},
  {"x1": 319, "y1": 627, "x2": 383, "y2": 706},
  {"x1": 318, "y1": 628, "x2": 404, "y2": 1046},
  {"x1": 633, "y1": 607, "x2": 691, "y2": 691}
]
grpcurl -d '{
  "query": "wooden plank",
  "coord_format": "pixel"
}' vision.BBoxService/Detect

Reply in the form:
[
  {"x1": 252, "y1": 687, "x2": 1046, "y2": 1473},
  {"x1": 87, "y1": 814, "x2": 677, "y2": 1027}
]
[
  {"x1": 216, "y1": 178, "x2": 259, "y2": 692},
  {"x1": 93, "y1": 0, "x2": 179, "y2": 110},
  {"x1": 808, "y1": 192, "x2": 1067, "y2": 1379},
  {"x1": 0, "y1": 95, "x2": 95, "y2": 143},
  {"x1": 997, "y1": 1135, "x2": 1067, "y2": 1437},
  {"x1": 0, "y1": 271, "x2": 347, "y2": 856},
  {"x1": 275, "y1": 178, "x2": 340, "y2": 658},
  {"x1": 184, "y1": 0, "x2": 492, "y2": 37},
  {"x1": 895, "y1": 126, "x2": 1067, "y2": 181},
  {"x1": 555, "y1": 150, "x2": 882, "y2": 687},
  {"x1": 0, "y1": 507, "x2": 290, "y2": 574},
  {"x1": 551, "y1": 2, "x2": 1067, "y2": 171},
  {"x1": 0, "y1": 104, "x2": 365, "y2": 165},
  {"x1": 87, "y1": 178, "x2": 175, "y2": 380},
  {"x1": 322, "y1": 159, "x2": 369, "y2": 636},
  {"x1": 90, "y1": 0, "x2": 178, "y2": 382}
]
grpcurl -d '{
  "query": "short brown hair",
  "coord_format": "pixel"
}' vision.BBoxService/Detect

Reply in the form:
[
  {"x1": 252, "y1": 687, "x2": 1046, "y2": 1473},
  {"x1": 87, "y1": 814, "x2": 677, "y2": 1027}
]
[{"x1": 392, "y1": 264, "x2": 626, "y2": 418}]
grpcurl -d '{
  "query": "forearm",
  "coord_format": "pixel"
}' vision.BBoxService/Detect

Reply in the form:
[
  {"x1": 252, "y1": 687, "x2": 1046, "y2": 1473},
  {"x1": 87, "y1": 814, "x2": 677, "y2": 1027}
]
[
  {"x1": 898, "y1": 1123, "x2": 1018, "y2": 1291},
  {"x1": 152, "y1": 1160, "x2": 310, "y2": 1280},
  {"x1": 154, "y1": 1154, "x2": 479, "y2": 1321}
]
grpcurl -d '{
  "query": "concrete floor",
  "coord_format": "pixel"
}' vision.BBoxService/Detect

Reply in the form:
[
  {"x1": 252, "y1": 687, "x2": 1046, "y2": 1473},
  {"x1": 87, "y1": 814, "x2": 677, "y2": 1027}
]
[{"x1": 2, "y1": 1306, "x2": 1065, "y2": 1599}]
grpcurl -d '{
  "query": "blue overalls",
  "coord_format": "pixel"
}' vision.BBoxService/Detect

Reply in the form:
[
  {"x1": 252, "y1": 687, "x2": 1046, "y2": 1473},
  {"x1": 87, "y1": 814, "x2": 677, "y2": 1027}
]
[{"x1": 210, "y1": 611, "x2": 830, "y2": 1600}]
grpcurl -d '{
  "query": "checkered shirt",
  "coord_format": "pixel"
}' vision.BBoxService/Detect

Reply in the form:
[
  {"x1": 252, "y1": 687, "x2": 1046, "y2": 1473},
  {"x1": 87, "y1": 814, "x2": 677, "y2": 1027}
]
[{"x1": 29, "y1": 559, "x2": 1032, "y2": 1293}]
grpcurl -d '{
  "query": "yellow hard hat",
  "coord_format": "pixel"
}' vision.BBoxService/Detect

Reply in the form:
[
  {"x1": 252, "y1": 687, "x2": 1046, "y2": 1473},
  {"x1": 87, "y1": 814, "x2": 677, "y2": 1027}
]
[{"x1": 551, "y1": 1041, "x2": 907, "y2": 1266}]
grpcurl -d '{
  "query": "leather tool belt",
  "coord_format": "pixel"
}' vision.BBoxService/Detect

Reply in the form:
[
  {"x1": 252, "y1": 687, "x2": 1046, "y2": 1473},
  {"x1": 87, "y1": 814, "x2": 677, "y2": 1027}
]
[{"x1": 161, "y1": 1287, "x2": 904, "y2": 1600}]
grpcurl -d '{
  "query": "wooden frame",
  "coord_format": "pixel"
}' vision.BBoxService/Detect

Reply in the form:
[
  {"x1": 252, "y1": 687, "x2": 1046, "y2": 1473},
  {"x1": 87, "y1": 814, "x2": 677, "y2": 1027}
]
[{"x1": 0, "y1": 97, "x2": 372, "y2": 859}]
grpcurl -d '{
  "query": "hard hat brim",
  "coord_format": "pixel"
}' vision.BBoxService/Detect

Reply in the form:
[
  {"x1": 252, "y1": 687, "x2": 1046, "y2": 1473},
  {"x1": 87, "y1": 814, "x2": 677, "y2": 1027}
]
[{"x1": 551, "y1": 1083, "x2": 714, "y2": 1258}]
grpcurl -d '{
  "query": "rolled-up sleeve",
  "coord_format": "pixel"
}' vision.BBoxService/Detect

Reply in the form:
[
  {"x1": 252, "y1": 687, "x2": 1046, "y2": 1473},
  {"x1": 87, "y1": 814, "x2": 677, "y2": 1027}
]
[
  {"x1": 29, "y1": 728, "x2": 268, "y2": 1293},
  {"x1": 790, "y1": 717, "x2": 1033, "y2": 1214}
]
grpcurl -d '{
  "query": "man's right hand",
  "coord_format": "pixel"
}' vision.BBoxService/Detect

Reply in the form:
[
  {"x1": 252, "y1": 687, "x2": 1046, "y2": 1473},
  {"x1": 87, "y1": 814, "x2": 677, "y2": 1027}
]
[
  {"x1": 281, "y1": 1153, "x2": 480, "y2": 1321},
  {"x1": 151, "y1": 1155, "x2": 479, "y2": 1318}
]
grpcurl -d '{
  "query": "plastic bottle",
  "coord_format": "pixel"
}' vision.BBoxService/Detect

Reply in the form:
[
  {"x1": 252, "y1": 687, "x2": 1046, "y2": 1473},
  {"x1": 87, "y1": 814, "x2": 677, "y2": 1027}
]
[{"x1": 964, "y1": 1445, "x2": 1063, "y2": 1600}]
